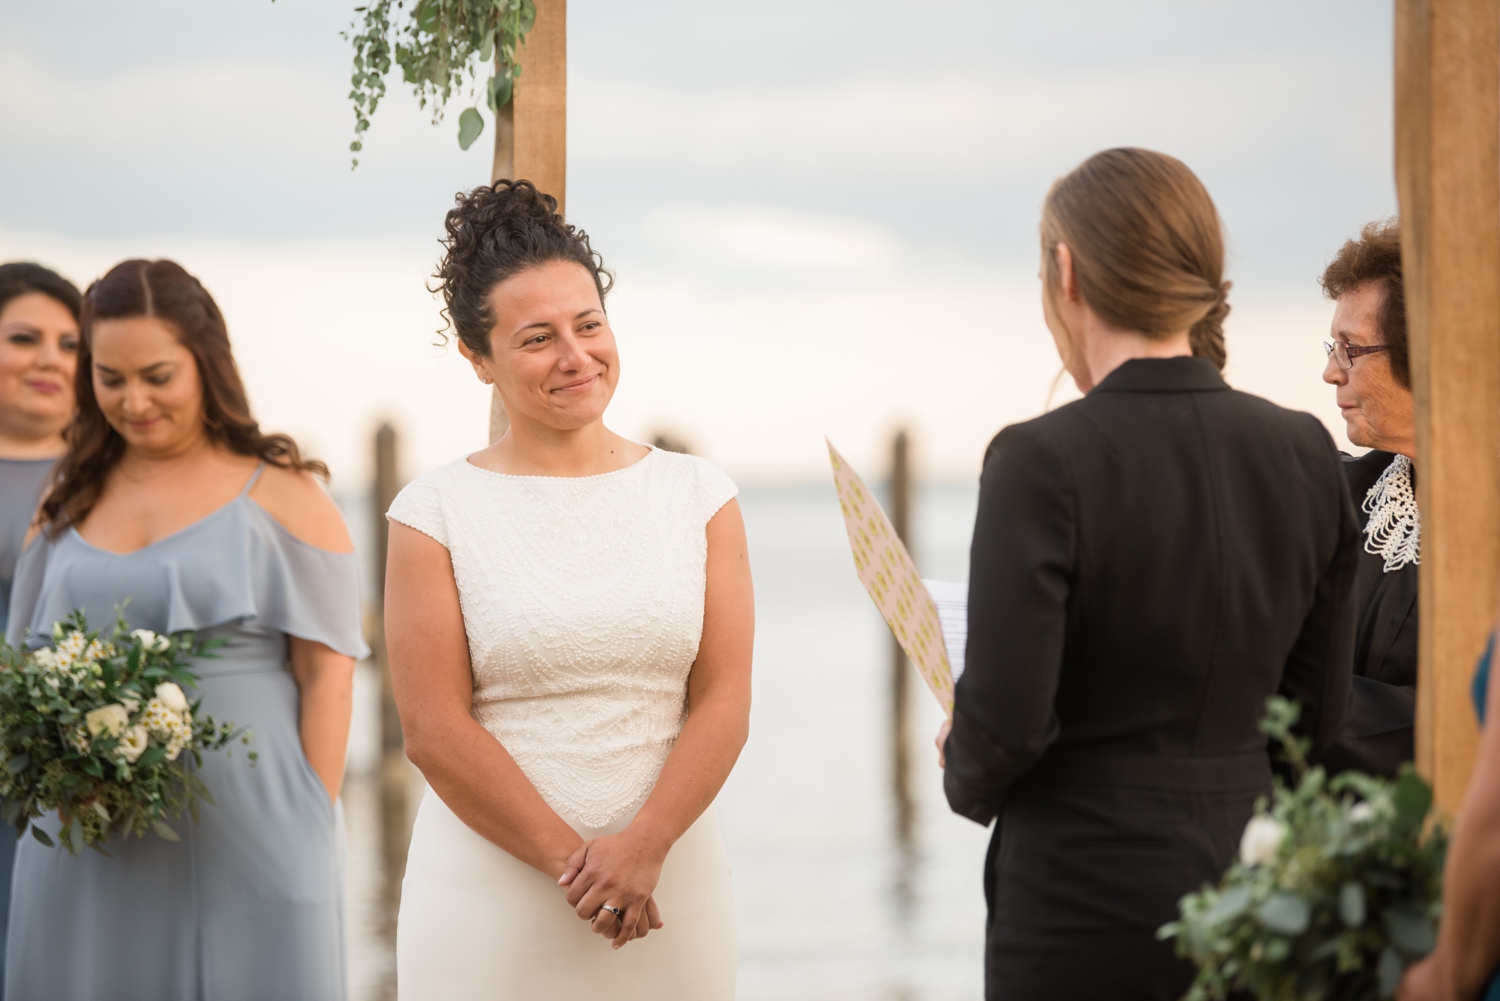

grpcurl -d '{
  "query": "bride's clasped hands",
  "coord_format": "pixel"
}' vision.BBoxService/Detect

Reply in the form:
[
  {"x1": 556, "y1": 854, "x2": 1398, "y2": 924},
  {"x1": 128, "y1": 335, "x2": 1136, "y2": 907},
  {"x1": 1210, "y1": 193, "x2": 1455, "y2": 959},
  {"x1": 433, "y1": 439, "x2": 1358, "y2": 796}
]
[{"x1": 559, "y1": 831, "x2": 667, "y2": 948}]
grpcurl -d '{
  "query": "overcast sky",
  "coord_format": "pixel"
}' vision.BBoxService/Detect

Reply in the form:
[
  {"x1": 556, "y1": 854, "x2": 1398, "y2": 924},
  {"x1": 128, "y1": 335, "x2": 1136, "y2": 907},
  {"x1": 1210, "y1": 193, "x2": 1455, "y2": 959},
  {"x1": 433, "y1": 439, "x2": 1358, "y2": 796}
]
[{"x1": 2, "y1": 0, "x2": 1395, "y2": 483}]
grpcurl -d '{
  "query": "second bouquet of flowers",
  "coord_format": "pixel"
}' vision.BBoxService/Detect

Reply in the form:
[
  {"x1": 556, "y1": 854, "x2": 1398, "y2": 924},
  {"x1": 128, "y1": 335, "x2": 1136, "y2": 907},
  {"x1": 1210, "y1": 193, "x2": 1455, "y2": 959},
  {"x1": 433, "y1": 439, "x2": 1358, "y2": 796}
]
[{"x1": 0, "y1": 610, "x2": 253, "y2": 854}]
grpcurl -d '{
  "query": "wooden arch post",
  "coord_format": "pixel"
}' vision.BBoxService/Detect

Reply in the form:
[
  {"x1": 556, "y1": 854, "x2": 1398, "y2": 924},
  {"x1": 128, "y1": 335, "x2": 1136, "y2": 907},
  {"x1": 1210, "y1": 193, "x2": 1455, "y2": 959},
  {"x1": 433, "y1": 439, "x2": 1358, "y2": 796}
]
[
  {"x1": 489, "y1": 0, "x2": 567, "y2": 444},
  {"x1": 1395, "y1": 0, "x2": 1500, "y2": 814}
]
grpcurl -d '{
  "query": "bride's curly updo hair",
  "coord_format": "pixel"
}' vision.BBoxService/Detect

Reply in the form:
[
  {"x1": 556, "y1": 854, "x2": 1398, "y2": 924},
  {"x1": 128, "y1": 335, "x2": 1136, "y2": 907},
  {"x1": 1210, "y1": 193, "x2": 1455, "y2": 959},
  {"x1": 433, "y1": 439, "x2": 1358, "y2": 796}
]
[
  {"x1": 1041, "y1": 147, "x2": 1231, "y2": 370},
  {"x1": 434, "y1": 179, "x2": 613, "y2": 355}
]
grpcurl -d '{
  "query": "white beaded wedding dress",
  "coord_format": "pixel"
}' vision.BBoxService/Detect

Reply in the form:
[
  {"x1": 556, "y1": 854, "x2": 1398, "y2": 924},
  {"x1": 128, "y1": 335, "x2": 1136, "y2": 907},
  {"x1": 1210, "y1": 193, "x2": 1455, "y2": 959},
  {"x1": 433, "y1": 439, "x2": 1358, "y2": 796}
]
[{"x1": 387, "y1": 446, "x2": 739, "y2": 1000}]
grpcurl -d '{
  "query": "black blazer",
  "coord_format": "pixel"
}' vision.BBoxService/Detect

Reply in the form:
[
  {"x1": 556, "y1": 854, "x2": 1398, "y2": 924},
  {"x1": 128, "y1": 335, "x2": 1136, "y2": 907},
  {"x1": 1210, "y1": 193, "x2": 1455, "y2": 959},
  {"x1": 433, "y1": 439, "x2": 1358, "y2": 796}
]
[
  {"x1": 943, "y1": 358, "x2": 1360, "y2": 1001},
  {"x1": 1320, "y1": 450, "x2": 1418, "y2": 778}
]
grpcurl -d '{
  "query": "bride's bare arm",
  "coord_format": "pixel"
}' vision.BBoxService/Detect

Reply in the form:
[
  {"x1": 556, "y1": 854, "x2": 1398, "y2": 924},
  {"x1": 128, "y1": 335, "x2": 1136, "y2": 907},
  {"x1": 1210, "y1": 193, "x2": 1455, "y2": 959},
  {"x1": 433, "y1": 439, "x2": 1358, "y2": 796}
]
[
  {"x1": 562, "y1": 499, "x2": 753, "y2": 946},
  {"x1": 384, "y1": 522, "x2": 583, "y2": 878}
]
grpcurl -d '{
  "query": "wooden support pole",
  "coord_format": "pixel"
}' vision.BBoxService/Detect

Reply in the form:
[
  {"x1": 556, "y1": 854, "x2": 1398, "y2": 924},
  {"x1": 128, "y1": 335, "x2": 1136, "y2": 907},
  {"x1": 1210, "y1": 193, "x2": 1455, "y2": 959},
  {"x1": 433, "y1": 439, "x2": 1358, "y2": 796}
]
[
  {"x1": 488, "y1": 0, "x2": 567, "y2": 445},
  {"x1": 891, "y1": 430, "x2": 914, "y2": 841},
  {"x1": 372, "y1": 423, "x2": 410, "y2": 915},
  {"x1": 1395, "y1": 0, "x2": 1500, "y2": 814}
]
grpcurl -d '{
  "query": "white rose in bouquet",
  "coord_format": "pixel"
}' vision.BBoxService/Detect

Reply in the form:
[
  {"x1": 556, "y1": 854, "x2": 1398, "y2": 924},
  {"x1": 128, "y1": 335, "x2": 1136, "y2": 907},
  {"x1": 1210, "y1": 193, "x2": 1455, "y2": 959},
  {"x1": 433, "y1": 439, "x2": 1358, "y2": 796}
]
[
  {"x1": 154, "y1": 683, "x2": 190, "y2": 714},
  {"x1": 130, "y1": 630, "x2": 171, "y2": 654},
  {"x1": 1238, "y1": 814, "x2": 1286, "y2": 867},
  {"x1": 84, "y1": 704, "x2": 130, "y2": 739},
  {"x1": 117, "y1": 726, "x2": 149, "y2": 763}
]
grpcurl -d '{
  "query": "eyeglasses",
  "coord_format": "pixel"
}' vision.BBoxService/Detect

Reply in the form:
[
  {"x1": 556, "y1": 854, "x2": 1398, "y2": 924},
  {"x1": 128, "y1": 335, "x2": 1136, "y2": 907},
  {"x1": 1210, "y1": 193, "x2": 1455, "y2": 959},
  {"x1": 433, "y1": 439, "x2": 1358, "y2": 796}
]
[{"x1": 1323, "y1": 340, "x2": 1390, "y2": 371}]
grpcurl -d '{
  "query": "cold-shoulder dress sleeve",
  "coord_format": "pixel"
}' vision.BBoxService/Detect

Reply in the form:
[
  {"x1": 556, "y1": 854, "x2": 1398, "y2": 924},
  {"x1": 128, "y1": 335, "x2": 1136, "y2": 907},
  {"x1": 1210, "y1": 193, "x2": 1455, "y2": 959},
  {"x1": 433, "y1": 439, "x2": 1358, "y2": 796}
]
[
  {"x1": 5, "y1": 531, "x2": 56, "y2": 648},
  {"x1": 245, "y1": 503, "x2": 371, "y2": 659}
]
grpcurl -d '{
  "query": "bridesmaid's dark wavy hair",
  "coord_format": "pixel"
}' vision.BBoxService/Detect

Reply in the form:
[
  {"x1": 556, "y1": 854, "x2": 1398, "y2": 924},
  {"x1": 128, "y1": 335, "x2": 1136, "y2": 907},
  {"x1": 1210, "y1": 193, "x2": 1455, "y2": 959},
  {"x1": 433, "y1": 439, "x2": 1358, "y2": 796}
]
[
  {"x1": 39, "y1": 259, "x2": 327, "y2": 534},
  {"x1": 434, "y1": 179, "x2": 613, "y2": 355}
]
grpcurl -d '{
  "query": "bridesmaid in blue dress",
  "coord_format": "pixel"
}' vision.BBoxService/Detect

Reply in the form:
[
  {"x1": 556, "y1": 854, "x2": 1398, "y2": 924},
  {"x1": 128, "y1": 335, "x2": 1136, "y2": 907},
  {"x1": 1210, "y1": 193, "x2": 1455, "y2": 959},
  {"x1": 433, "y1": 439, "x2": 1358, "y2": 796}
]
[
  {"x1": 3, "y1": 259, "x2": 365, "y2": 1001},
  {"x1": 0, "y1": 262, "x2": 80, "y2": 991}
]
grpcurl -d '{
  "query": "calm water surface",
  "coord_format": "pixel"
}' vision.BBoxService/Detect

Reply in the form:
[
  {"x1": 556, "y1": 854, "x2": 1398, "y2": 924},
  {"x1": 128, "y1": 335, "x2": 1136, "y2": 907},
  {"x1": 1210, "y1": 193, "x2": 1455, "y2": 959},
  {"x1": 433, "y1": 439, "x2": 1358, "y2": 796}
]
[{"x1": 340, "y1": 481, "x2": 990, "y2": 1000}]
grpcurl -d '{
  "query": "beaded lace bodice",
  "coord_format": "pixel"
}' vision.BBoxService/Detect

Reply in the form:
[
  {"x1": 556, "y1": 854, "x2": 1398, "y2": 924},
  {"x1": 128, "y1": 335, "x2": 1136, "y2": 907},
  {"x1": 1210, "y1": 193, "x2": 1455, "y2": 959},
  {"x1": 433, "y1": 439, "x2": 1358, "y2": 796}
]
[{"x1": 387, "y1": 448, "x2": 737, "y2": 832}]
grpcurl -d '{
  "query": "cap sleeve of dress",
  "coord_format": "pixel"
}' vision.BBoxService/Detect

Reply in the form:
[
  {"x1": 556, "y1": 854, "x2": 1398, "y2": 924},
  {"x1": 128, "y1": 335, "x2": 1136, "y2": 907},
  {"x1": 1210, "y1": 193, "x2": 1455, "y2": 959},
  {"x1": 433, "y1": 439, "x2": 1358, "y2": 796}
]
[
  {"x1": 386, "y1": 470, "x2": 451, "y2": 549},
  {"x1": 246, "y1": 506, "x2": 371, "y2": 660},
  {"x1": 692, "y1": 457, "x2": 739, "y2": 526}
]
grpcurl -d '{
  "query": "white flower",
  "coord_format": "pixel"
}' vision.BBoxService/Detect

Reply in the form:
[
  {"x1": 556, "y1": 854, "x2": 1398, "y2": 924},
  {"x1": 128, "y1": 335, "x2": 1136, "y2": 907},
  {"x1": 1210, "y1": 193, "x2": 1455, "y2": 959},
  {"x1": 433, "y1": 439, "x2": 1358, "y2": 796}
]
[
  {"x1": 1239, "y1": 815, "x2": 1286, "y2": 867},
  {"x1": 154, "y1": 683, "x2": 189, "y2": 714},
  {"x1": 119, "y1": 696, "x2": 140, "y2": 715},
  {"x1": 131, "y1": 630, "x2": 170, "y2": 654},
  {"x1": 117, "y1": 726, "x2": 149, "y2": 763},
  {"x1": 84, "y1": 704, "x2": 130, "y2": 739},
  {"x1": 1349, "y1": 802, "x2": 1377, "y2": 824}
]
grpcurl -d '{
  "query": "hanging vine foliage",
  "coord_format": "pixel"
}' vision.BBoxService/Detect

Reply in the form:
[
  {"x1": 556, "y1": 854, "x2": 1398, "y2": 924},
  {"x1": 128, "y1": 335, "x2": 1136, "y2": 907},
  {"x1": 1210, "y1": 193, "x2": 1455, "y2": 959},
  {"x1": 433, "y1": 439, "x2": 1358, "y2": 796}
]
[{"x1": 343, "y1": 0, "x2": 537, "y2": 166}]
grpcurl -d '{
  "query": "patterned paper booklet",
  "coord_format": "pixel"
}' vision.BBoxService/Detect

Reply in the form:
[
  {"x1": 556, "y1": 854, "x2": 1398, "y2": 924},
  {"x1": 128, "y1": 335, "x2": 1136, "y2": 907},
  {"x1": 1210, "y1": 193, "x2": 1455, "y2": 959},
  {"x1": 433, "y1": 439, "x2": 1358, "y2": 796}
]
[{"x1": 827, "y1": 439, "x2": 958, "y2": 716}]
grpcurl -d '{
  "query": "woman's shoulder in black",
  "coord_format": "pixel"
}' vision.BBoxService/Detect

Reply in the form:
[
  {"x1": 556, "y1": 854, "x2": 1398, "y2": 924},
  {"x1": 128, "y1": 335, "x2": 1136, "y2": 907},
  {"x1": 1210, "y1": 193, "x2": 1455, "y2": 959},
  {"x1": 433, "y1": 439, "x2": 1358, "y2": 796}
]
[{"x1": 1342, "y1": 449, "x2": 1398, "y2": 499}]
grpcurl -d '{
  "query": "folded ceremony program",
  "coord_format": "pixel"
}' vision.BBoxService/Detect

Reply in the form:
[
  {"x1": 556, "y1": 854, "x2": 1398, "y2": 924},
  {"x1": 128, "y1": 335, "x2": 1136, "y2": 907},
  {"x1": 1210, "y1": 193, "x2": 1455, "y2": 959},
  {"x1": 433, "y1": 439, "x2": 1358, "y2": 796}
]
[{"x1": 827, "y1": 439, "x2": 968, "y2": 716}]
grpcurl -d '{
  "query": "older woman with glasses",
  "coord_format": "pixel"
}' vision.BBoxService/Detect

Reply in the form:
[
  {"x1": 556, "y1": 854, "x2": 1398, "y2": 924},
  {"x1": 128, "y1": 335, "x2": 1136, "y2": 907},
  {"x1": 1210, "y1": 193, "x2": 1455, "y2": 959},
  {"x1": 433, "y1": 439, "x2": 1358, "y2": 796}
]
[{"x1": 1318, "y1": 219, "x2": 1419, "y2": 779}]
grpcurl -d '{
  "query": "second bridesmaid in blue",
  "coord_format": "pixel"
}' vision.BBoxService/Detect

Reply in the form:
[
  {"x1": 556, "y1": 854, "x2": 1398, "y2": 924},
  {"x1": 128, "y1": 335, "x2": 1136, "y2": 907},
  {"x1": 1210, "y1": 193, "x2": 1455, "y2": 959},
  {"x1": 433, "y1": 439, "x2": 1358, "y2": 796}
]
[{"x1": 5, "y1": 259, "x2": 366, "y2": 1001}]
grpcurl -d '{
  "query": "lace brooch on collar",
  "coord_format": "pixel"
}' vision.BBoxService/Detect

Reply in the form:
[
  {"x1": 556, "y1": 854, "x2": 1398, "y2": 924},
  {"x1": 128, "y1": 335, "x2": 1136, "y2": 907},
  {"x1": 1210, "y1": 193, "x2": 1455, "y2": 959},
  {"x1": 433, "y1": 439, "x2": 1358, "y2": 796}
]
[{"x1": 1362, "y1": 453, "x2": 1420, "y2": 573}]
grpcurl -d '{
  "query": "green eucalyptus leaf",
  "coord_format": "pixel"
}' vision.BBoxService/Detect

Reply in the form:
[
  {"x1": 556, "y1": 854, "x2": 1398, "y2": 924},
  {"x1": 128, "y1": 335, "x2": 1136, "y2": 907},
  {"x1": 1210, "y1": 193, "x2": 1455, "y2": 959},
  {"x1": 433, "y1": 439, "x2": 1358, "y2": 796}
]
[
  {"x1": 91, "y1": 801, "x2": 110, "y2": 824},
  {"x1": 1394, "y1": 770, "x2": 1433, "y2": 826},
  {"x1": 1378, "y1": 947, "x2": 1405, "y2": 999},
  {"x1": 30, "y1": 826, "x2": 52, "y2": 847},
  {"x1": 414, "y1": 0, "x2": 438, "y2": 33},
  {"x1": 1338, "y1": 880, "x2": 1367, "y2": 927},
  {"x1": 136, "y1": 746, "x2": 167, "y2": 769},
  {"x1": 479, "y1": 31, "x2": 495, "y2": 63},
  {"x1": 457, "y1": 107, "x2": 485, "y2": 150},
  {"x1": 6, "y1": 754, "x2": 29, "y2": 775},
  {"x1": 1255, "y1": 892, "x2": 1310, "y2": 936},
  {"x1": 151, "y1": 820, "x2": 180, "y2": 843},
  {"x1": 67, "y1": 816, "x2": 84, "y2": 854},
  {"x1": 1200, "y1": 885, "x2": 1252, "y2": 928},
  {"x1": 1383, "y1": 906, "x2": 1437, "y2": 956}
]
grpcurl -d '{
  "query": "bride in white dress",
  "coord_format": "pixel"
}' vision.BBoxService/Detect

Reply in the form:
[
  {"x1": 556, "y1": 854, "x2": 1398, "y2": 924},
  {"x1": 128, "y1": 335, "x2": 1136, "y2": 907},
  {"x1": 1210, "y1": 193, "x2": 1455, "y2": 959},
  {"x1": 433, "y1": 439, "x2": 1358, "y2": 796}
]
[{"x1": 383, "y1": 180, "x2": 753, "y2": 999}]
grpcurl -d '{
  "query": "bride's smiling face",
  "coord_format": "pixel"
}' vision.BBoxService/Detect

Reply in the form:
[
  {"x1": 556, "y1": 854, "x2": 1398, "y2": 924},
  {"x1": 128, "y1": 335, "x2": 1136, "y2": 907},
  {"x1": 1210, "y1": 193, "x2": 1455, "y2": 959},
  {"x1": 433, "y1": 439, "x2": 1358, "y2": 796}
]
[{"x1": 460, "y1": 260, "x2": 618, "y2": 432}]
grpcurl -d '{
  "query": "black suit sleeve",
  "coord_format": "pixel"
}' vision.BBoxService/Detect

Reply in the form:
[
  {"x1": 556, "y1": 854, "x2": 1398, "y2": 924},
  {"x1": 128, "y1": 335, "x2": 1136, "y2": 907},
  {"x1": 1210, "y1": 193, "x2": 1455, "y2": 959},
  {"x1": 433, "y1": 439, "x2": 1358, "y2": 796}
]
[
  {"x1": 1280, "y1": 429, "x2": 1359, "y2": 760},
  {"x1": 944, "y1": 424, "x2": 1076, "y2": 825}
]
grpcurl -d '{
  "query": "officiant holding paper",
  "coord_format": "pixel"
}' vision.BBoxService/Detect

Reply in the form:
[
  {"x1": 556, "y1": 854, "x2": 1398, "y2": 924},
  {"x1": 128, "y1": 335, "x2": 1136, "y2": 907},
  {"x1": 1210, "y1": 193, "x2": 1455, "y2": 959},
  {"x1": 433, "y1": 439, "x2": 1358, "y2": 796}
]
[{"x1": 939, "y1": 149, "x2": 1361, "y2": 1001}]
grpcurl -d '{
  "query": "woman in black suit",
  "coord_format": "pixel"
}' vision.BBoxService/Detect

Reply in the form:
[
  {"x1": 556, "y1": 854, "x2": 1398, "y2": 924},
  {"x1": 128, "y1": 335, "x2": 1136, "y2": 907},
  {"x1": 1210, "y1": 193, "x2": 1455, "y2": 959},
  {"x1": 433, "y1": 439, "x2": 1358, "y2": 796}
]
[{"x1": 941, "y1": 148, "x2": 1361, "y2": 1001}]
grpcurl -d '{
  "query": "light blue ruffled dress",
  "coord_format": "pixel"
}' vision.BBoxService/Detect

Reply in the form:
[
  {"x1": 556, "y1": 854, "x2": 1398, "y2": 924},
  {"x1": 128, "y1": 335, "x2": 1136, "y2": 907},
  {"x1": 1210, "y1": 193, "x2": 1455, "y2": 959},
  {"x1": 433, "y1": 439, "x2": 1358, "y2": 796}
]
[{"x1": 2, "y1": 466, "x2": 367, "y2": 1001}]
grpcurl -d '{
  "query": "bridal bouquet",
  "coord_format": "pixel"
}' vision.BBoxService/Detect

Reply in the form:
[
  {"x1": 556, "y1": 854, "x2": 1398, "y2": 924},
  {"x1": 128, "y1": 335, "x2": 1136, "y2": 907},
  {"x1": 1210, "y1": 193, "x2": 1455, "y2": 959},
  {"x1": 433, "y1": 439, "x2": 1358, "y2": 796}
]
[
  {"x1": 1160, "y1": 697, "x2": 1446, "y2": 1001},
  {"x1": 0, "y1": 611, "x2": 253, "y2": 854}
]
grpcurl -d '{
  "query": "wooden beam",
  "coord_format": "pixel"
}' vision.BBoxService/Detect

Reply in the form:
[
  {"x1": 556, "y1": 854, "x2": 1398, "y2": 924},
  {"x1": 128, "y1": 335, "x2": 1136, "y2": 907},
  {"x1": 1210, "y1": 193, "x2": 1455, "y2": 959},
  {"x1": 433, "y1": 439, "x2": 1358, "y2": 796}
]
[
  {"x1": 1395, "y1": 0, "x2": 1500, "y2": 814},
  {"x1": 492, "y1": 0, "x2": 567, "y2": 212},
  {"x1": 489, "y1": 0, "x2": 567, "y2": 444}
]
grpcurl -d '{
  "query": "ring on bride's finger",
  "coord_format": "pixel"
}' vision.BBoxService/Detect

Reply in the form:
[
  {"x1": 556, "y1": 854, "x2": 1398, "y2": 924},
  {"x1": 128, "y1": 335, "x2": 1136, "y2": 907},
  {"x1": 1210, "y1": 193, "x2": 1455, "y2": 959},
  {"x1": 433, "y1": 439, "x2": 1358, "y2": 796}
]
[{"x1": 598, "y1": 905, "x2": 624, "y2": 921}]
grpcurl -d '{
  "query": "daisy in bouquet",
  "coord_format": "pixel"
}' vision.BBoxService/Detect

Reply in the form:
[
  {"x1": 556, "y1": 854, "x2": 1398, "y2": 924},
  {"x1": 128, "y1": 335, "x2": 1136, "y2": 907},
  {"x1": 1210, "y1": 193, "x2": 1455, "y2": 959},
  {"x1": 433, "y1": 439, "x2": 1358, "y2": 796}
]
[{"x1": 0, "y1": 609, "x2": 253, "y2": 854}]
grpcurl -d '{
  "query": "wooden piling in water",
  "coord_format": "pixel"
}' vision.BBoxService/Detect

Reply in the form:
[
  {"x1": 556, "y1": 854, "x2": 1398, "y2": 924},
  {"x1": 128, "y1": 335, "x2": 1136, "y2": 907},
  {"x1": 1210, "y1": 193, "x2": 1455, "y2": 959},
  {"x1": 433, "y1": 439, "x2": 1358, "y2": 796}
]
[
  {"x1": 371, "y1": 423, "x2": 410, "y2": 920},
  {"x1": 891, "y1": 430, "x2": 914, "y2": 841}
]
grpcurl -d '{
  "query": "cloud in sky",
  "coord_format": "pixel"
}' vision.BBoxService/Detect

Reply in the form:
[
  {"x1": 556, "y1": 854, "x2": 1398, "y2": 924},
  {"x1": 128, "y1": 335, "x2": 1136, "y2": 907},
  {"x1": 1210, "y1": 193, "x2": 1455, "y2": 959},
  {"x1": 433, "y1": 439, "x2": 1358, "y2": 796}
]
[{"x1": 1, "y1": 0, "x2": 1390, "y2": 481}]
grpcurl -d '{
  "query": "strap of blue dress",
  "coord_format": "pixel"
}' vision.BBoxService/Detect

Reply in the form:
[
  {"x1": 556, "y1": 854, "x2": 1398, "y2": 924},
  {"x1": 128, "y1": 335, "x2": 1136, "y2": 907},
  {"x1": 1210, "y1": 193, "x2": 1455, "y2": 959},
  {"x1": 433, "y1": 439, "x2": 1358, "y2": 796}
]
[{"x1": 240, "y1": 462, "x2": 268, "y2": 497}]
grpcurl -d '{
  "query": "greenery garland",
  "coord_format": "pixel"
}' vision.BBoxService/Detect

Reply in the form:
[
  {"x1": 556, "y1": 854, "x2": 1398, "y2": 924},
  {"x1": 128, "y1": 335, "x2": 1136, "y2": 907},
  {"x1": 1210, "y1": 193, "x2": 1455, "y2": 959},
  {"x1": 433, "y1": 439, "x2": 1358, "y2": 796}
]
[{"x1": 343, "y1": 0, "x2": 537, "y2": 166}]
